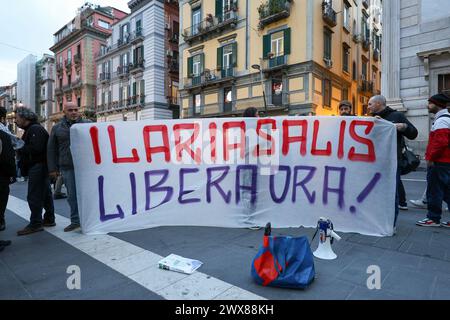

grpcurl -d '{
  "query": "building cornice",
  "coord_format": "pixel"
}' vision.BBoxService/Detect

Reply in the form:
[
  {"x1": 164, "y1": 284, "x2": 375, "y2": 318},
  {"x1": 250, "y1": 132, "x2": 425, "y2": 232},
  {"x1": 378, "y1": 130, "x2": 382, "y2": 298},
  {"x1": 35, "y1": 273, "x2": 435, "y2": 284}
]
[{"x1": 50, "y1": 27, "x2": 110, "y2": 52}]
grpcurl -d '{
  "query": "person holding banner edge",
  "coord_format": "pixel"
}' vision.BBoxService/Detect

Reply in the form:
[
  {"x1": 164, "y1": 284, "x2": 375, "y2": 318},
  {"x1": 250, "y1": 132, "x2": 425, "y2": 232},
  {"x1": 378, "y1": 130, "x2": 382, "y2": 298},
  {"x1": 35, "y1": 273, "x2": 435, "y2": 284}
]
[
  {"x1": 47, "y1": 102, "x2": 91, "y2": 232},
  {"x1": 416, "y1": 93, "x2": 450, "y2": 228},
  {"x1": 368, "y1": 95, "x2": 418, "y2": 234}
]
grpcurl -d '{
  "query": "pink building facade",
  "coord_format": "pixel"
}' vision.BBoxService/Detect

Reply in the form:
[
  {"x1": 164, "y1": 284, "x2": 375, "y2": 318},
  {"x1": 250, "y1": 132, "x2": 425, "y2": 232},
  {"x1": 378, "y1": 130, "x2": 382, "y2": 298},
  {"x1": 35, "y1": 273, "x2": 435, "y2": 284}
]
[{"x1": 50, "y1": 3, "x2": 127, "y2": 124}]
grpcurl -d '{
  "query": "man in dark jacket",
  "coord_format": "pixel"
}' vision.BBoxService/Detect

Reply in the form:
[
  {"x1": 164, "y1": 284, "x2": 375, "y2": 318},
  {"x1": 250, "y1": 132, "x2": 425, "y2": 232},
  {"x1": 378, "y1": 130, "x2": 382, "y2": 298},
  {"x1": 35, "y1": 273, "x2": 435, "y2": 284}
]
[
  {"x1": 48, "y1": 102, "x2": 91, "y2": 232},
  {"x1": 0, "y1": 129, "x2": 16, "y2": 232},
  {"x1": 15, "y1": 107, "x2": 55, "y2": 236},
  {"x1": 368, "y1": 95, "x2": 418, "y2": 231}
]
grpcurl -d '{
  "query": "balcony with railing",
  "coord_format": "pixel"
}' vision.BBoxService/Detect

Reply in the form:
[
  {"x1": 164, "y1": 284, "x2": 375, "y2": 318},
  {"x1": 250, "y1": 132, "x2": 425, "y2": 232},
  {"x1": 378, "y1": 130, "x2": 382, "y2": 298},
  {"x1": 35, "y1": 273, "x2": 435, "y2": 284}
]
[
  {"x1": 55, "y1": 87, "x2": 64, "y2": 96},
  {"x1": 262, "y1": 54, "x2": 289, "y2": 72},
  {"x1": 130, "y1": 29, "x2": 144, "y2": 45},
  {"x1": 97, "y1": 95, "x2": 145, "y2": 115},
  {"x1": 360, "y1": 79, "x2": 374, "y2": 93},
  {"x1": 184, "y1": 67, "x2": 236, "y2": 89},
  {"x1": 62, "y1": 84, "x2": 72, "y2": 93},
  {"x1": 168, "y1": 58, "x2": 179, "y2": 73},
  {"x1": 322, "y1": 1, "x2": 337, "y2": 27},
  {"x1": 71, "y1": 78, "x2": 82, "y2": 90},
  {"x1": 115, "y1": 66, "x2": 130, "y2": 79},
  {"x1": 65, "y1": 59, "x2": 72, "y2": 73},
  {"x1": 74, "y1": 53, "x2": 82, "y2": 66},
  {"x1": 182, "y1": 10, "x2": 238, "y2": 44},
  {"x1": 373, "y1": 48, "x2": 380, "y2": 61},
  {"x1": 56, "y1": 64, "x2": 64, "y2": 77},
  {"x1": 258, "y1": 0, "x2": 292, "y2": 30},
  {"x1": 129, "y1": 59, "x2": 145, "y2": 74},
  {"x1": 362, "y1": 38, "x2": 371, "y2": 51},
  {"x1": 99, "y1": 72, "x2": 111, "y2": 84}
]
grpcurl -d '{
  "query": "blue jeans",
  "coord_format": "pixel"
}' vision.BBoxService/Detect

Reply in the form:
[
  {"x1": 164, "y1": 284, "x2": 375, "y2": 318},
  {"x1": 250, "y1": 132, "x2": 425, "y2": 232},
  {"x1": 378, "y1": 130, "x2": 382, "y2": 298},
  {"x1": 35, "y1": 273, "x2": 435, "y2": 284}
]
[
  {"x1": 426, "y1": 164, "x2": 450, "y2": 223},
  {"x1": 61, "y1": 169, "x2": 80, "y2": 225}
]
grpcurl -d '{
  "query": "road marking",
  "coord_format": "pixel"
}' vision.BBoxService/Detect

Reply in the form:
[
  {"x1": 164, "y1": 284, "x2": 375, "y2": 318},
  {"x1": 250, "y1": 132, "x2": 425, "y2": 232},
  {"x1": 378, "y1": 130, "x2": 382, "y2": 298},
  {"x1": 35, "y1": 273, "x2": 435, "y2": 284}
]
[
  {"x1": 401, "y1": 179, "x2": 426, "y2": 182},
  {"x1": 7, "y1": 195, "x2": 265, "y2": 301}
]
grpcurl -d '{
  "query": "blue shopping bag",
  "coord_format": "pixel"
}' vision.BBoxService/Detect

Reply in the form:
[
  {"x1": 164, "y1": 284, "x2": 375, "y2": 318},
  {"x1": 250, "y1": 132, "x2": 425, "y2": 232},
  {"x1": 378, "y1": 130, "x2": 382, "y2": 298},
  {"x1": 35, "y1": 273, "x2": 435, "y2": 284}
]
[{"x1": 251, "y1": 223, "x2": 315, "y2": 289}]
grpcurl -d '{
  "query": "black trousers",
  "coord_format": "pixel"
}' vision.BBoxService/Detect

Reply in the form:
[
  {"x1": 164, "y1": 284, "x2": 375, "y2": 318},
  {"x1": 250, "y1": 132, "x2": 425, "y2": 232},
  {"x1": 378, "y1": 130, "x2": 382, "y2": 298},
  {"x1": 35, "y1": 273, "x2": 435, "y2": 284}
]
[
  {"x1": 398, "y1": 178, "x2": 406, "y2": 206},
  {"x1": 427, "y1": 164, "x2": 450, "y2": 223},
  {"x1": 27, "y1": 164, "x2": 54, "y2": 227},
  {"x1": 0, "y1": 177, "x2": 10, "y2": 223}
]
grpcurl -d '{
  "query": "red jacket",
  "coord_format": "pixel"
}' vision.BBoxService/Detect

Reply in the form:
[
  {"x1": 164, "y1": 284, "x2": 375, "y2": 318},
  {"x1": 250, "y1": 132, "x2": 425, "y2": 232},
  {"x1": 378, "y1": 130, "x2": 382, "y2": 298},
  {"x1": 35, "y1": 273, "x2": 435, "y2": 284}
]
[{"x1": 425, "y1": 110, "x2": 450, "y2": 163}]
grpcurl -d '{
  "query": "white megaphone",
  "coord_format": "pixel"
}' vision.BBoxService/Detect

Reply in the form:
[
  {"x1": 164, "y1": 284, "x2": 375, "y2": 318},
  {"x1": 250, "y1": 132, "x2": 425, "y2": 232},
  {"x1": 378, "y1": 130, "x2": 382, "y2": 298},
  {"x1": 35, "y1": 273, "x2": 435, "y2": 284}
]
[{"x1": 313, "y1": 217, "x2": 341, "y2": 260}]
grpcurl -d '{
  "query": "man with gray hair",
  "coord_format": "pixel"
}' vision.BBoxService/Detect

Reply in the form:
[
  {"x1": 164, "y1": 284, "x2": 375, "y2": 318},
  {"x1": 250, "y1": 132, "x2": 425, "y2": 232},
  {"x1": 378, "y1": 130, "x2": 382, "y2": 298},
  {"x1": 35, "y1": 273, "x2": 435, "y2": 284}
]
[
  {"x1": 48, "y1": 102, "x2": 91, "y2": 232},
  {"x1": 15, "y1": 107, "x2": 55, "y2": 236},
  {"x1": 368, "y1": 95, "x2": 418, "y2": 232}
]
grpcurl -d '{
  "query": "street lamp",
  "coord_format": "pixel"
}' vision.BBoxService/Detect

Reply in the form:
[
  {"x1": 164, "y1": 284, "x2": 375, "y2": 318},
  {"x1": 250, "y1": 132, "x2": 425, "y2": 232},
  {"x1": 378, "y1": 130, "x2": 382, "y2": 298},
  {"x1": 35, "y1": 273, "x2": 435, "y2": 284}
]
[{"x1": 251, "y1": 62, "x2": 268, "y2": 114}]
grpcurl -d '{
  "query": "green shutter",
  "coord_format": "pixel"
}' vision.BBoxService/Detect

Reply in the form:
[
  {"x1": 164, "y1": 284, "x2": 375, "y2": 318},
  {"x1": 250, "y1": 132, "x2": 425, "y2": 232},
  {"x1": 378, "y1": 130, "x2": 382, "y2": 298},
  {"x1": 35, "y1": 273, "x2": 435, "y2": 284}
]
[
  {"x1": 216, "y1": 0, "x2": 223, "y2": 18},
  {"x1": 232, "y1": 42, "x2": 237, "y2": 67},
  {"x1": 140, "y1": 80, "x2": 145, "y2": 95},
  {"x1": 200, "y1": 53, "x2": 205, "y2": 73},
  {"x1": 187, "y1": 57, "x2": 193, "y2": 77},
  {"x1": 284, "y1": 28, "x2": 291, "y2": 55},
  {"x1": 217, "y1": 47, "x2": 223, "y2": 70},
  {"x1": 263, "y1": 34, "x2": 270, "y2": 59},
  {"x1": 133, "y1": 82, "x2": 137, "y2": 96}
]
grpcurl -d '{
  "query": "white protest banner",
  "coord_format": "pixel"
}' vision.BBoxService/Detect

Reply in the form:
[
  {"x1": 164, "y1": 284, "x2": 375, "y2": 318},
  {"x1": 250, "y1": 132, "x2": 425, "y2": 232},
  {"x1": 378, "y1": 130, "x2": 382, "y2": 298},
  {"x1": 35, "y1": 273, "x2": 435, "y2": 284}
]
[{"x1": 70, "y1": 116, "x2": 397, "y2": 236}]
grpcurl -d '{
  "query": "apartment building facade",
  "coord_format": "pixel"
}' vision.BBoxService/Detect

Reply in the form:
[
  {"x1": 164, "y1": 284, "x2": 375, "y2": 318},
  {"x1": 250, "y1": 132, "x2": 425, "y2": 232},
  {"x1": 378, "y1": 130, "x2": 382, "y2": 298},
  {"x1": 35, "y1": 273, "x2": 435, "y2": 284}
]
[
  {"x1": 382, "y1": 0, "x2": 450, "y2": 155},
  {"x1": 0, "y1": 82, "x2": 18, "y2": 133},
  {"x1": 95, "y1": 0, "x2": 179, "y2": 122},
  {"x1": 36, "y1": 54, "x2": 56, "y2": 132},
  {"x1": 50, "y1": 3, "x2": 127, "y2": 125},
  {"x1": 179, "y1": 0, "x2": 382, "y2": 118},
  {"x1": 17, "y1": 54, "x2": 37, "y2": 112}
]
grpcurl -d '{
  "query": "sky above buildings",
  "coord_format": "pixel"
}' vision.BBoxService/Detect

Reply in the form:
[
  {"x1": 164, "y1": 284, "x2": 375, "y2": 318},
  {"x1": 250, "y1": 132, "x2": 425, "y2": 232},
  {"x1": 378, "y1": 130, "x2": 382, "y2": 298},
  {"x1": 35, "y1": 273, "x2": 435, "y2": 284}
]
[{"x1": 0, "y1": 0, "x2": 130, "y2": 85}]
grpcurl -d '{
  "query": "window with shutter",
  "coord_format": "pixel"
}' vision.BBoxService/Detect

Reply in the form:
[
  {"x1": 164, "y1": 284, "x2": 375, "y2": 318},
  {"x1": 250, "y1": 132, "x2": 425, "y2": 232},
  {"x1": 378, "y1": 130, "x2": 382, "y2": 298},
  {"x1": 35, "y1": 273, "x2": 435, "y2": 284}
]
[
  {"x1": 217, "y1": 47, "x2": 223, "y2": 70},
  {"x1": 263, "y1": 34, "x2": 270, "y2": 59},
  {"x1": 284, "y1": 28, "x2": 291, "y2": 55}
]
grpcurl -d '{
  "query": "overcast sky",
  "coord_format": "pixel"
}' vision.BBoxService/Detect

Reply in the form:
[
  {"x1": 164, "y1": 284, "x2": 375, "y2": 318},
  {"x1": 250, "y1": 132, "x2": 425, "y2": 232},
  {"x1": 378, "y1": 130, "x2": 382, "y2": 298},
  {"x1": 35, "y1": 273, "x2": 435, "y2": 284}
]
[{"x1": 0, "y1": 0, "x2": 130, "y2": 85}]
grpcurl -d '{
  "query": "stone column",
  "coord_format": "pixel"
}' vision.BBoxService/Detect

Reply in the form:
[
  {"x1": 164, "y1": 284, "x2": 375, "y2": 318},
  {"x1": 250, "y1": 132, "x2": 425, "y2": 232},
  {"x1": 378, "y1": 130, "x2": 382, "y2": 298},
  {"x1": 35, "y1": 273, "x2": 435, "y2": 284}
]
[{"x1": 381, "y1": 0, "x2": 406, "y2": 111}]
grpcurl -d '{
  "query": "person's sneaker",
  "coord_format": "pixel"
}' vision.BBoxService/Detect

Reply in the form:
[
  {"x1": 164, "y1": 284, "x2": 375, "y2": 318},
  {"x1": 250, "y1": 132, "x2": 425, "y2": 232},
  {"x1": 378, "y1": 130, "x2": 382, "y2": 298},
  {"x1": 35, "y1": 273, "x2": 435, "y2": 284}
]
[
  {"x1": 17, "y1": 225, "x2": 44, "y2": 236},
  {"x1": 42, "y1": 220, "x2": 56, "y2": 227},
  {"x1": 0, "y1": 221, "x2": 5, "y2": 231},
  {"x1": 409, "y1": 199, "x2": 427, "y2": 209},
  {"x1": 64, "y1": 224, "x2": 81, "y2": 232},
  {"x1": 441, "y1": 221, "x2": 450, "y2": 228},
  {"x1": 416, "y1": 218, "x2": 440, "y2": 227},
  {"x1": 393, "y1": 226, "x2": 397, "y2": 236},
  {"x1": 399, "y1": 204, "x2": 408, "y2": 210},
  {"x1": 53, "y1": 193, "x2": 67, "y2": 200}
]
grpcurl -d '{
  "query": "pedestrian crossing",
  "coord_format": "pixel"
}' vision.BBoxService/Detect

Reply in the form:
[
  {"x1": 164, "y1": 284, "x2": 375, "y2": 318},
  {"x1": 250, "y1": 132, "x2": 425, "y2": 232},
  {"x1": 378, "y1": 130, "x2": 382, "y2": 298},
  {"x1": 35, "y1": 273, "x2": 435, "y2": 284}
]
[{"x1": 6, "y1": 195, "x2": 265, "y2": 300}]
